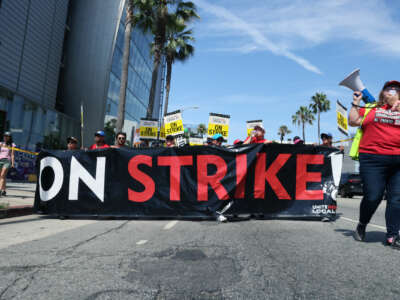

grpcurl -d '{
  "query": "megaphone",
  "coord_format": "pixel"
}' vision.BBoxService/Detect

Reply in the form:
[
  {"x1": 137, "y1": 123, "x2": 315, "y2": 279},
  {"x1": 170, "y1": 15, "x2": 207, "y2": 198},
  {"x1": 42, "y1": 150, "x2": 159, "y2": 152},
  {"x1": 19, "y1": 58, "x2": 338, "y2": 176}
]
[{"x1": 339, "y1": 69, "x2": 375, "y2": 103}]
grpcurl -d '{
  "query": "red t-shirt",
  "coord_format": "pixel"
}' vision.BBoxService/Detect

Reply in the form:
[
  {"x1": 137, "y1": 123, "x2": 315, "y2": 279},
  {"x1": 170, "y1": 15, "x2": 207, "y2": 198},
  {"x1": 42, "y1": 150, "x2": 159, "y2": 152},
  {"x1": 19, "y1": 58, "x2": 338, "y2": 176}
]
[
  {"x1": 89, "y1": 143, "x2": 110, "y2": 150},
  {"x1": 359, "y1": 104, "x2": 400, "y2": 155},
  {"x1": 244, "y1": 136, "x2": 268, "y2": 144}
]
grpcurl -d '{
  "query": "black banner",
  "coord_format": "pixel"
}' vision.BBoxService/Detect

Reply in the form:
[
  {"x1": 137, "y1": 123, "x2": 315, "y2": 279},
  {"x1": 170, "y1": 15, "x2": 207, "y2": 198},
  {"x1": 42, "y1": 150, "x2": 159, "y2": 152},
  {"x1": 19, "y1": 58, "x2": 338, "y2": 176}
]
[{"x1": 34, "y1": 144, "x2": 342, "y2": 219}]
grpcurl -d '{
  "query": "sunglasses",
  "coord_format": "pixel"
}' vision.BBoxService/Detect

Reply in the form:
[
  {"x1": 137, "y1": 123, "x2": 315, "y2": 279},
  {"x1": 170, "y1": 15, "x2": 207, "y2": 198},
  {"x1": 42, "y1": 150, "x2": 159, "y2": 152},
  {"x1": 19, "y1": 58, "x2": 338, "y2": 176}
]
[{"x1": 118, "y1": 137, "x2": 126, "y2": 140}]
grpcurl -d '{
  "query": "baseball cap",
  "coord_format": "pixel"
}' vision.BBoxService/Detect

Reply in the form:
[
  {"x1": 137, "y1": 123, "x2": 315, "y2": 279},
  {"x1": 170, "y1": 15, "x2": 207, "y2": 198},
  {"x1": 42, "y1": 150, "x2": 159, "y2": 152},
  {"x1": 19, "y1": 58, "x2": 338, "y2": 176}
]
[
  {"x1": 95, "y1": 130, "x2": 105, "y2": 137},
  {"x1": 212, "y1": 133, "x2": 223, "y2": 140},
  {"x1": 233, "y1": 139, "x2": 243, "y2": 145},
  {"x1": 67, "y1": 136, "x2": 78, "y2": 144},
  {"x1": 293, "y1": 136, "x2": 303, "y2": 144},
  {"x1": 3, "y1": 131, "x2": 11, "y2": 136},
  {"x1": 253, "y1": 125, "x2": 265, "y2": 133},
  {"x1": 383, "y1": 80, "x2": 400, "y2": 89},
  {"x1": 321, "y1": 132, "x2": 333, "y2": 139}
]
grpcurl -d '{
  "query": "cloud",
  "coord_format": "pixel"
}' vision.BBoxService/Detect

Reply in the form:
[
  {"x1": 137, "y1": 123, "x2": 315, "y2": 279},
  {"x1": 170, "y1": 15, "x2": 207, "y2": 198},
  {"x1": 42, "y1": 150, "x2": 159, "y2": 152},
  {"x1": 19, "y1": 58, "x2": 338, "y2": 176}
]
[
  {"x1": 195, "y1": 0, "x2": 322, "y2": 74},
  {"x1": 195, "y1": 0, "x2": 400, "y2": 72}
]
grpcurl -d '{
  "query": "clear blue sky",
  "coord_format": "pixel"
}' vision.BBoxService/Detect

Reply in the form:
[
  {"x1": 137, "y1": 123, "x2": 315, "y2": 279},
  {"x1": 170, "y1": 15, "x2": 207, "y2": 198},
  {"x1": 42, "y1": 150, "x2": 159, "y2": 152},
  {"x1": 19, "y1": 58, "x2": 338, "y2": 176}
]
[{"x1": 168, "y1": 0, "x2": 400, "y2": 144}]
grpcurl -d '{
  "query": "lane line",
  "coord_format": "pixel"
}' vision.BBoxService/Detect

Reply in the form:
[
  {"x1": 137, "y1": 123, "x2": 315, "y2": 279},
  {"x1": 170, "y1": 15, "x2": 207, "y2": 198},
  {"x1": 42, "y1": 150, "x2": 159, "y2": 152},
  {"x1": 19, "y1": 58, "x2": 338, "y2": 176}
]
[
  {"x1": 163, "y1": 220, "x2": 178, "y2": 230},
  {"x1": 340, "y1": 216, "x2": 386, "y2": 231},
  {"x1": 136, "y1": 240, "x2": 148, "y2": 245}
]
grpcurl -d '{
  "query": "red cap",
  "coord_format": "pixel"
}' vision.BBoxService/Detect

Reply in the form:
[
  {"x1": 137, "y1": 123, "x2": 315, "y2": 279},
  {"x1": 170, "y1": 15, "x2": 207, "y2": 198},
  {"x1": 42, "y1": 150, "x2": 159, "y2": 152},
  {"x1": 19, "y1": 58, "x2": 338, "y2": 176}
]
[
  {"x1": 233, "y1": 139, "x2": 243, "y2": 145},
  {"x1": 383, "y1": 80, "x2": 400, "y2": 89}
]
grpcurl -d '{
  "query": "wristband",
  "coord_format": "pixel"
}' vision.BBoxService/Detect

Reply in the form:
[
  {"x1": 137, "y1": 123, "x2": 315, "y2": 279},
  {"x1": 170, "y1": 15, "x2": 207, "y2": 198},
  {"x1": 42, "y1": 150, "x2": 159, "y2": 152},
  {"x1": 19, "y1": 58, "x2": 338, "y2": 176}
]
[{"x1": 352, "y1": 102, "x2": 361, "y2": 108}]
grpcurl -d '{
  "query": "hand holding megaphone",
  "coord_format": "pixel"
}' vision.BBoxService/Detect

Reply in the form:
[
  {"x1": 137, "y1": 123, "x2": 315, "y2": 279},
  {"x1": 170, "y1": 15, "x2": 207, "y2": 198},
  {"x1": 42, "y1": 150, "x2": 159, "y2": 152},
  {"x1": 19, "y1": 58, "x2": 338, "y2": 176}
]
[
  {"x1": 353, "y1": 91, "x2": 362, "y2": 105},
  {"x1": 339, "y1": 69, "x2": 375, "y2": 103}
]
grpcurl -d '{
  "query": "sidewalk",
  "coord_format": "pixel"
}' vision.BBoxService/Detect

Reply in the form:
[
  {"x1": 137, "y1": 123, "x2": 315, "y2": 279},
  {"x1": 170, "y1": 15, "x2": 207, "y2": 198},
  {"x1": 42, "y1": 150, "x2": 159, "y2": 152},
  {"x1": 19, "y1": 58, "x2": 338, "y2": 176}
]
[{"x1": 0, "y1": 182, "x2": 36, "y2": 218}]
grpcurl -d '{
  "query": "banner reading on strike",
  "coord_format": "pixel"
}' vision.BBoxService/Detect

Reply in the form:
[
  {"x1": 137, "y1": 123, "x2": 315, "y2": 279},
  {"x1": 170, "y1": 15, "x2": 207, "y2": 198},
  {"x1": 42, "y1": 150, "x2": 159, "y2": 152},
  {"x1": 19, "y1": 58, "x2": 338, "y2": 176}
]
[
  {"x1": 207, "y1": 113, "x2": 230, "y2": 141},
  {"x1": 336, "y1": 101, "x2": 348, "y2": 136},
  {"x1": 139, "y1": 118, "x2": 158, "y2": 140},
  {"x1": 247, "y1": 120, "x2": 263, "y2": 137},
  {"x1": 34, "y1": 144, "x2": 342, "y2": 219},
  {"x1": 164, "y1": 110, "x2": 184, "y2": 136}
]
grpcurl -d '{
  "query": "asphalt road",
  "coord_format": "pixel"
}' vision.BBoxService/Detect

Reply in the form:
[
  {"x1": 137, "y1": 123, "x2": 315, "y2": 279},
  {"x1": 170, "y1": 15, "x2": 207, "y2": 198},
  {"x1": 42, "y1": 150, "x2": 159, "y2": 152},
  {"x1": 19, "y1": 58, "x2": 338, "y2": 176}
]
[{"x1": 0, "y1": 197, "x2": 399, "y2": 300}]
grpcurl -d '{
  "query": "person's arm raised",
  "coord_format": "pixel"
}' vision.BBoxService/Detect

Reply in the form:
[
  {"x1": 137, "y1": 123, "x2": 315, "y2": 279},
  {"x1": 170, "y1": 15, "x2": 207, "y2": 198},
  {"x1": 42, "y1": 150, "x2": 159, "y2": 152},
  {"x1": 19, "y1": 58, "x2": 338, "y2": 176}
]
[{"x1": 349, "y1": 92, "x2": 364, "y2": 127}]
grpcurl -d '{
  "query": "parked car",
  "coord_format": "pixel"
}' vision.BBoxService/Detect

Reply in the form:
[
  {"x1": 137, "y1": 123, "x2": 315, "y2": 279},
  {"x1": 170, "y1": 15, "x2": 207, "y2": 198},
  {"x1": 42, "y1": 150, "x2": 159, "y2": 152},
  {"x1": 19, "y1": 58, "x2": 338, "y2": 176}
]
[{"x1": 339, "y1": 173, "x2": 363, "y2": 198}]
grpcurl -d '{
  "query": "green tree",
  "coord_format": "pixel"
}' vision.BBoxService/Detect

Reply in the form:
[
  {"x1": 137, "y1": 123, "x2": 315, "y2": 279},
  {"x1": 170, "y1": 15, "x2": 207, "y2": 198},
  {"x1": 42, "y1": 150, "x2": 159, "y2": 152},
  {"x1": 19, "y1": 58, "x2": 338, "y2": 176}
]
[
  {"x1": 138, "y1": 0, "x2": 199, "y2": 118},
  {"x1": 197, "y1": 123, "x2": 207, "y2": 136},
  {"x1": 104, "y1": 119, "x2": 117, "y2": 145},
  {"x1": 277, "y1": 125, "x2": 291, "y2": 143},
  {"x1": 162, "y1": 24, "x2": 195, "y2": 116},
  {"x1": 309, "y1": 92, "x2": 330, "y2": 144},
  {"x1": 292, "y1": 106, "x2": 315, "y2": 142}
]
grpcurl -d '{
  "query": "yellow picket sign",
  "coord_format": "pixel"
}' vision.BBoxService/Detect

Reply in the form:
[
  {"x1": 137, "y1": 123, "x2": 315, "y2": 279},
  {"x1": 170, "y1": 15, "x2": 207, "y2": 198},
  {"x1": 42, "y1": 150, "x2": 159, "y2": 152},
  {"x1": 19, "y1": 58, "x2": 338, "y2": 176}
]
[
  {"x1": 207, "y1": 124, "x2": 229, "y2": 139},
  {"x1": 337, "y1": 111, "x2": 348, "y2": 132},
  {"x1": 139, "y1": 126, "x2": 158, "y2": 139},
  {"x1": 159, "y1": 125, "x2": 166, "y2": 141},
  {"x1": 336, "y1": 100, "x2": 348, "y2": 135},
  {"x1": 165, "y1": 119, "x2": 184, "y2": 136}
]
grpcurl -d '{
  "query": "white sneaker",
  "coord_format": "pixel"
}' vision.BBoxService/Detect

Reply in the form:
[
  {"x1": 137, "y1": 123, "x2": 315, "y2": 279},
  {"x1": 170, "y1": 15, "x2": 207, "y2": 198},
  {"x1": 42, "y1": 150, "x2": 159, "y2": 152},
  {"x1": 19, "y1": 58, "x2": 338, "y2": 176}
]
[{"x1": 217, "y1": 215, "x2": 227, "y2": 222}]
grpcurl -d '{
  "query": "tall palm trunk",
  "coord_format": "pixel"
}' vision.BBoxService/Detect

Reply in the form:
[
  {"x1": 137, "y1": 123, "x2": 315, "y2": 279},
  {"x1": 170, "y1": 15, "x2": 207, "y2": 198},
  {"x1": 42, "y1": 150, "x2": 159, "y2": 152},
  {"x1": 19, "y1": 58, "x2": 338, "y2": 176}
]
[
  {"x1": 317, "y1": 110, "x2": 320, "y2": 144},
  {"x1": 163, "y1": 58, "x2": 172, "y2": 117},
  {"x1": 116, "y1": 3, "x2": 133, "y2": 132},
  {"x1": 302, "y1": 122, "x2": 305, "y2": 142},
  {"x1": 146, "y1": 2, "x2": 167, "y2": 118}
]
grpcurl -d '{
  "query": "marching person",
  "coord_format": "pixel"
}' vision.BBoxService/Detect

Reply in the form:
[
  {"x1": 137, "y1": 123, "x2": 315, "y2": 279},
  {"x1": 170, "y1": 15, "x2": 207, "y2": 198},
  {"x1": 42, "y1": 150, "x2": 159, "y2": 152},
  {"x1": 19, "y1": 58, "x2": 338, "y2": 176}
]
[
  {"x1": 211, "y1": 133, "x2": 224, "y2": 146},
  {"x1": 320, "y1": 132, "x2": 344, "y2": 151},
  {"x1": 243, "y1": 125, "x2": 272, "y2": 144},
  {"x1": 66, "y1": 136, "x2": 79, "y2": 150},
  {"x1": 112, "y1": 132, "x2": 127, "y2": 148},
  {"x1": 320, "y1": 133, "x2": 333, "y2": 147},
  {"x1": 293, "y1": 136, "x2": 304, "y2": 145},
  {"x1": 349, "y1": 80, "x2": 400, "y2": 249},
  {"x1": 165, "y1": 135, "x2": 176, "y2": 147},
  {"x1": 0, "y1": 132, "x2": 15, "y2": 196},
  {"x1": 89, "y1": 131, "x2": 110, "y2": 150}
]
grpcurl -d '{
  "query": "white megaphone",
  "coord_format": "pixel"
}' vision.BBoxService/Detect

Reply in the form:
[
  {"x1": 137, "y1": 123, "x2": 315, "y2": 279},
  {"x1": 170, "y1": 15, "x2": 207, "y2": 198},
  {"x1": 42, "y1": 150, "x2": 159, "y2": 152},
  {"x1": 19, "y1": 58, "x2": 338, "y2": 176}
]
[{"x1": 339, "y1": 69, "x2": 375, "y2": 103}]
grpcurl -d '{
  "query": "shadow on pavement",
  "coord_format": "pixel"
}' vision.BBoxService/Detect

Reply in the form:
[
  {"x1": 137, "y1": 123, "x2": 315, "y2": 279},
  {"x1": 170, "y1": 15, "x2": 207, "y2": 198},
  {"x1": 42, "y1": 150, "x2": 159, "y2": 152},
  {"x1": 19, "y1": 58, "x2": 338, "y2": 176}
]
[{"x1": 335, "y1": 228, "x2": 386, "y2": 244}]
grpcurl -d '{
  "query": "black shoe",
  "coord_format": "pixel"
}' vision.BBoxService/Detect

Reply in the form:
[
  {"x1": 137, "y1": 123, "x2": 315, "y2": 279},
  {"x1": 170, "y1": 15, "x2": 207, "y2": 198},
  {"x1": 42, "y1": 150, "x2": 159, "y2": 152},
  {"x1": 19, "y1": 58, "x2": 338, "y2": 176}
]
[
  {"x1": 384, "y1": 236, "x2": 400, "y2": 250},
  {"x1": 354, "y1": 223, "x2": 366, "y2": 242},
  {"x1": 1, "y1": 190, "x2": 6, "y2": 196}
]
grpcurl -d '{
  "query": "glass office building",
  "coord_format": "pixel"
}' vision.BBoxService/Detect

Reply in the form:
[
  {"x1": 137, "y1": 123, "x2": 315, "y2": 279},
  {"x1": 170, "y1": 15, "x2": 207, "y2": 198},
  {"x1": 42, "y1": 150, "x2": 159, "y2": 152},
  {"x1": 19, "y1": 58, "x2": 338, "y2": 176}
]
[
  {"x1": 0, "y1": 0, "x2": 79, "y2": 151},
  {"x1": 60, "y1": 0, "x2": 164, "y2": 146}
]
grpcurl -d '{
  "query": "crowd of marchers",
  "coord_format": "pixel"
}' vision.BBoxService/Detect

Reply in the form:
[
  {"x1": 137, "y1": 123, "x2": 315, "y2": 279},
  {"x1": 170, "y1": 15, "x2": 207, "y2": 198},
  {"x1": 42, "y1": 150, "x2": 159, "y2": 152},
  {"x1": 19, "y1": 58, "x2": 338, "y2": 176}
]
[{"x1": 65, "y1": 125, "x2": 342, "y2": 151}]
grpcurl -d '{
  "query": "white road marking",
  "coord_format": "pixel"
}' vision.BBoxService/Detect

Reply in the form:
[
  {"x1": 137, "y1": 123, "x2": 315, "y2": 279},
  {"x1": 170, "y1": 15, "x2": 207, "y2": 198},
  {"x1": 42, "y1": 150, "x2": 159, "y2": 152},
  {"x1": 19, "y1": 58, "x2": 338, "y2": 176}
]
[
  {"x1": 136, "y1": 240, "x2": 148, "y2": 245},
  {"x1": 340, "y1": 216, "x2": 386, "y2": 231},
  {"x1": 163, "y1": 220, "x2": 178, "y2": 230}
]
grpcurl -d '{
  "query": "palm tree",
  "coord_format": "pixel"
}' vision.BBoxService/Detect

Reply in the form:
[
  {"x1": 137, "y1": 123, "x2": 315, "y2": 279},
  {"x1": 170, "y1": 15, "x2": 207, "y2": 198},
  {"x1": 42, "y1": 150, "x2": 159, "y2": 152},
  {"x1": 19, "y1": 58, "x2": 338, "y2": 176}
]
[
  {"x1": 162, "y1": 24, "x2": 195, "y2": 116},
  {"x1": 197, "y1": 123, "x2": 207, "y2": 136},
  {"x1": 292, "y1": 106, "x2": 315, "y2": 142},
  {"x1": 278, "y1": 125, "x2": 291, "y2": 143},
  {"x1": 145, "y1": 0, "x2": 199, "y2": 118},
  {"x1": 116, "y1": 0, "x2": 135, "y2": 132},
  {"x1": 309, "y1": 93, "x2": 330, "y2": 144}
]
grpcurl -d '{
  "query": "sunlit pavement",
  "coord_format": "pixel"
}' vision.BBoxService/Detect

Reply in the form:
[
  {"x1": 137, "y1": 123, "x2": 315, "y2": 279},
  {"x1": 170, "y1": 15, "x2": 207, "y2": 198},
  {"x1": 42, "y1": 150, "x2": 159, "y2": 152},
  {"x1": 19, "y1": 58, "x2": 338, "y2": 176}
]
[{"x1": 0, "y1": 196, "x2": 398, "y2": 299}]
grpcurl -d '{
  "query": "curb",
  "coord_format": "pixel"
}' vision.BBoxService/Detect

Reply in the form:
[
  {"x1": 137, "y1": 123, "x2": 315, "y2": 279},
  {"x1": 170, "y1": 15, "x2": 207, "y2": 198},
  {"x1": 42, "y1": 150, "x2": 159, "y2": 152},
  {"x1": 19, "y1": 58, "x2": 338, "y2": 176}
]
[{"x1": 0, "y1": 205, "x2": 33, "y2": 219}]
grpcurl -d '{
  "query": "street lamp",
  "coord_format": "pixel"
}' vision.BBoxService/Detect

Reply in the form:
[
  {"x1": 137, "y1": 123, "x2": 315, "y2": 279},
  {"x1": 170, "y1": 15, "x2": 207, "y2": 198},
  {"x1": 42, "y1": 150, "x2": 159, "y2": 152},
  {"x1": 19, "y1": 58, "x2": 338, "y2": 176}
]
[{"x1": 180, "y1": 106, "x2": 199, "y2": 113}]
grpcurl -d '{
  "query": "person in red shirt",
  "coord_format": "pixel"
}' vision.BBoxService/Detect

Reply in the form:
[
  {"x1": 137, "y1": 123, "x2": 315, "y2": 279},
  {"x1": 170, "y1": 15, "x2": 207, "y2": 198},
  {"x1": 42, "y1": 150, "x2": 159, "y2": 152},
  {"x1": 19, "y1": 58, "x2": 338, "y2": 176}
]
[
  {"x1": 89, "y1": 131, "x2": 110, "y2": 150},
  {"x1": 349, "y1": 80, "x2": 400, "y2": 249},
  {"x1": 243, "y1": 125, "x2": 272, "y2": 144}
]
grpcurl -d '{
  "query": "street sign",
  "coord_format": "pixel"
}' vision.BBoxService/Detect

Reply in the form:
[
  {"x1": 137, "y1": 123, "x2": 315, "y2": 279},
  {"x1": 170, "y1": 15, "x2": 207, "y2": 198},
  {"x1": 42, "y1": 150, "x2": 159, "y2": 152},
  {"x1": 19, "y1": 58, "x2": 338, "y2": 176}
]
[
  {"x1": 207, "y1": 113, "x2": 230, "y2": 141},
  {"x1": 336, "y1": 100, "x2": 348, "y2": 136},
  {"x1": 246, "y1": 120, "x2": 263, "y2": 137}
]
